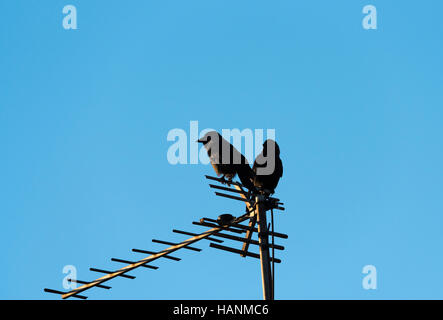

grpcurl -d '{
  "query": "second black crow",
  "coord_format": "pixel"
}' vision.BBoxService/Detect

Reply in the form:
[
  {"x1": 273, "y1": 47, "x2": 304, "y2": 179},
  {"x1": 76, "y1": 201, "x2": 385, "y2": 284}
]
[{"x1": 252, "y1": 139, "x2": 283, "y2": 195}]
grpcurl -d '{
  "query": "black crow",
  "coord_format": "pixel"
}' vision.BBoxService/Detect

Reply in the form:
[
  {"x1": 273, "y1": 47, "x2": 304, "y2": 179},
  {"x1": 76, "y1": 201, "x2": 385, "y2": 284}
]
[
  {"x1": 252, "y1": 139, "x2": 283, "y2": 195},
  {"x1": 197, "y1": 131, "x2": 256, "y2": 191}
]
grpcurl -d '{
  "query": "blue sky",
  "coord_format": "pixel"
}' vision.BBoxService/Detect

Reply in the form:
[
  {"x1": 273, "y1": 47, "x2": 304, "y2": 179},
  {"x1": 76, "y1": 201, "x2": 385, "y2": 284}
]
[{"x1": 1, "y1": 1, "x2": 442, "y2": 299}]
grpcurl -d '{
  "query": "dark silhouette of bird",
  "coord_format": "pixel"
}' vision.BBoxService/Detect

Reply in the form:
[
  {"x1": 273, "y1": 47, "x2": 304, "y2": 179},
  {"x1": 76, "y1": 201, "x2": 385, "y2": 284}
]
[
  {"x1": 197, "y1": 131, "x2": 256, "y2": 191},
  {"x1": 252, "y1": 139, "x2": 283, "y2": 195}
]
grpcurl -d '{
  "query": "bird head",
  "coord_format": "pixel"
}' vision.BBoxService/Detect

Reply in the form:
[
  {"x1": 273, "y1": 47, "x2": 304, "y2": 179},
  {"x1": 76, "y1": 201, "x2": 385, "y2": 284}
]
[
  {"x1": 197, "y1": 131, "x2": 219, "y2": 145},
  {"x1": 262, "y1": 139, "x2": 280, "y2": 156}
]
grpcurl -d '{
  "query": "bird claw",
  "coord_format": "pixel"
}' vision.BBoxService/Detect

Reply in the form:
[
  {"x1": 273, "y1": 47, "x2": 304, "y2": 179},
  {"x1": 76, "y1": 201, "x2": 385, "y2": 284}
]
[
  {"x1": 220, "y1": 176, "x2": 232, "y2": 186},
  {"x1": 256, "y1": 187, "x2": 273, "y2": 197}
]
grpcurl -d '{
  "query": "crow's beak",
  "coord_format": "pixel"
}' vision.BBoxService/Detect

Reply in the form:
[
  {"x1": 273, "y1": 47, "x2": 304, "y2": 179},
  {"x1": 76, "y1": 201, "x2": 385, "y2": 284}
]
[{"x1": 197, "y1": 138, "x2": 204, "y2": 143}]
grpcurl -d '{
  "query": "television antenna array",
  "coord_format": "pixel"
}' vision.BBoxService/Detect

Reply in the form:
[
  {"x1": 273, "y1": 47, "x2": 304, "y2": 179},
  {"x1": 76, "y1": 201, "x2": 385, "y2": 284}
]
[{"x1": 44, "y1": 175, "x2": 287, "y2": 300}]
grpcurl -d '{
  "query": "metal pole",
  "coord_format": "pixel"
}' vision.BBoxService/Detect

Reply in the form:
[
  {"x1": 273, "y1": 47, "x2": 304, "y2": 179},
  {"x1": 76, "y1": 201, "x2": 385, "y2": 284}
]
[
  {"x1": 256, "y1": 195, "x2": 273, "y2": 300},
  {"x1": 271, "y1": 208, "x2": 275, "y2": 300}
]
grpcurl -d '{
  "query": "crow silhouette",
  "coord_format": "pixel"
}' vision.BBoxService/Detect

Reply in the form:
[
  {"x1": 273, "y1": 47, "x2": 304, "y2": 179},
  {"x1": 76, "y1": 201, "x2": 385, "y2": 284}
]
[
  {"x1": 252, "y1": 139, "x2": 283, "y2": 195},
  {"x1": 198, "y1": 131, "x2": 256, "y2": 191}
]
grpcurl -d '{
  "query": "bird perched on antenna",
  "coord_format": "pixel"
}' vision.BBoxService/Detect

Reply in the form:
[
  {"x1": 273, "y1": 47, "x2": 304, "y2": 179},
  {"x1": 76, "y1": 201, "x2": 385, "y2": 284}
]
[
  {"x1": 197, "y1": 131, "x2": 256, "y2": 192},
  {"x1": 252, "y1": 139, "x2": 283, "y2": 195}
]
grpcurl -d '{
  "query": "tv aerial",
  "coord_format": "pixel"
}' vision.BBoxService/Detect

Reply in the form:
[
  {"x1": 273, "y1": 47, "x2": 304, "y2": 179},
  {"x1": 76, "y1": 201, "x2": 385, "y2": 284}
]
[{"x1": 44, "y1": 175, "x2": 287, "y2": 300}]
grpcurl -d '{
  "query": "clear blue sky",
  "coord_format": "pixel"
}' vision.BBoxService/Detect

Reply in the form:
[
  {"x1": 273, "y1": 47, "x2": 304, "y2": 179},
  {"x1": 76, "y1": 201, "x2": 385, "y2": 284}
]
[{"x1": 1, "y1": 1, "x2": 442, "y2": 299}]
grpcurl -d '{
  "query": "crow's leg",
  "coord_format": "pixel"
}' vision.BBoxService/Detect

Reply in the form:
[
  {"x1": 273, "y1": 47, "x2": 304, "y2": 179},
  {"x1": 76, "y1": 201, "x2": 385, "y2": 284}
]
[
  {"x1": 223, "y1": 175, "x2": 233, "y2": 186},
  {"x1": 220, "y1": 174, "x2": 229, "y2": 186}
]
